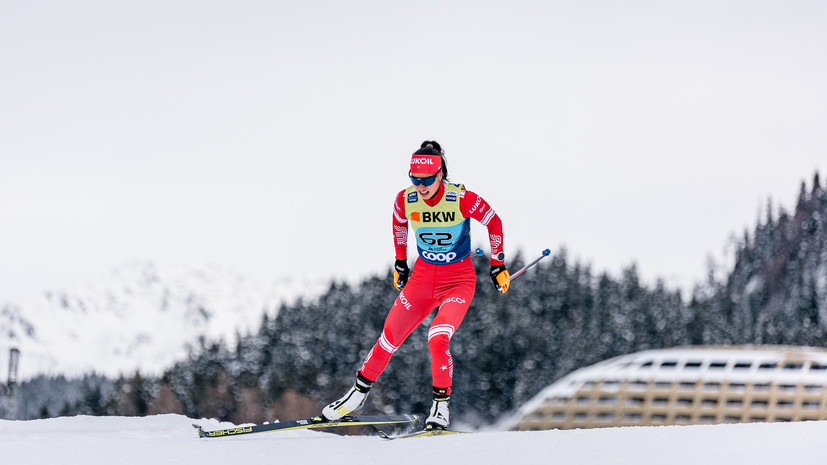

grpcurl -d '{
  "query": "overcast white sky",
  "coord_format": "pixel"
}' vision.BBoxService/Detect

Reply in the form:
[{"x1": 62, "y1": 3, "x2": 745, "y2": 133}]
[{"x1": 2, "y1": 1, "x2": 826, "y2": 304}]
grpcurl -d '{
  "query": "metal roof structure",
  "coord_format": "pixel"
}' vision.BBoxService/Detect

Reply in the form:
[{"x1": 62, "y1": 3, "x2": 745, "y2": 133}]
[{"x1": 509, "y1": 345, "x2": 827, "y2": 430}]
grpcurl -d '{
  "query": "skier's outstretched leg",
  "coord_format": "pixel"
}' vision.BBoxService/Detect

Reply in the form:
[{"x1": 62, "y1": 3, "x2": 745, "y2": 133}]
[{"x1": 322, "y1": 280, "x2": 437, "y2": 420}]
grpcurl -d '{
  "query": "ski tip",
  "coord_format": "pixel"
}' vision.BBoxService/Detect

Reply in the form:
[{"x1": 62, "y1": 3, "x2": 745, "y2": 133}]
[{"x1": 192, "y1": 424, "x2": 206, "y2": 438}]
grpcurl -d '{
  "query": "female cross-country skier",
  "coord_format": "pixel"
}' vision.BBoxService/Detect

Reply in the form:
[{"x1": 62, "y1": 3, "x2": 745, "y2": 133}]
[{"x1": 320, "y1": 140, "x2": 510, "y2": 430}]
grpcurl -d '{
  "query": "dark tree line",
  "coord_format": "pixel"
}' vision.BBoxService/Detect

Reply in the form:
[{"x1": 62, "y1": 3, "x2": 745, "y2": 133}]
[
  {"x1": 17, "y1": 173, "x2": 827, "y2": 427},
  {"x1": 688, "y1": 173, "x2": 827, "y2": 346}
]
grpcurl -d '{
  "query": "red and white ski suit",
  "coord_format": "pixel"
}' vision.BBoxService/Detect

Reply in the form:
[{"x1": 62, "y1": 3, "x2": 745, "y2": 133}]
[{"x1": 358, "y1": 181, "x2": 504, "y2": 390}]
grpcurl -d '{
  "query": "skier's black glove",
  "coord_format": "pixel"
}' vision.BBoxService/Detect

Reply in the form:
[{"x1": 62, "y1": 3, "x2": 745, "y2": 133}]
[
  {"x1": 394, "y1": 259, "x2": 410, "y2": 290},
  {"x1": 490, "y1": 264, "x2": 510, "y2": 294}
]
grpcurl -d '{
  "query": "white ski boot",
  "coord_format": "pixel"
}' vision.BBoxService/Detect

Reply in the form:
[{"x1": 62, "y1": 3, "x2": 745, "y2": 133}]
[
  {"x1": 321, "y1": 374, "x2": 373, "y2": 421},
  {"x1": 425, "y1": 394, "x2": 450, "y2": 430}
]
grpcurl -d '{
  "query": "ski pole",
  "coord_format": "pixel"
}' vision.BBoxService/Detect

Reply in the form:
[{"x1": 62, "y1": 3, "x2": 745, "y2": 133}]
[
  {"x1": 469, "y1": 248, "x2": 484, "y2": 258},
  {"x1": 509, "y1": 249, "x2": 551, "y2": 281}
]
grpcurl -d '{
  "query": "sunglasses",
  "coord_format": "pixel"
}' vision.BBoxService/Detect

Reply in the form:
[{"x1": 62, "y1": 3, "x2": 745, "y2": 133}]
[{"x1": 409, "y1": 171, "x2": 440, "y2": 187}]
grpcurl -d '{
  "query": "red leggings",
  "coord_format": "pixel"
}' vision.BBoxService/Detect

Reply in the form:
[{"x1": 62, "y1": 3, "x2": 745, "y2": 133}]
[{"x1": 359, "y1": 258, "x2": 476, "y2": 389}]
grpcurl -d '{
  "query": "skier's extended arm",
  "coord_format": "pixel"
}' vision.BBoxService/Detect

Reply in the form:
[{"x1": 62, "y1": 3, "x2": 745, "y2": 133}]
[
  {"x1": 461, "y1": 190, "x2": 510, "y2": 293},
  {"x1": 392, "y1": 190, "x2": 410, "y2": 289}
]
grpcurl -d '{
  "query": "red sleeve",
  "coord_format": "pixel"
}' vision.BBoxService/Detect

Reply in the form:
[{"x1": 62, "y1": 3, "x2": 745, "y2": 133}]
[
  {"x1": 392, "y1": 190, "x2": 409, "y2": 260},
  {"x1": 461, "y1": 189, "x2": 505, "y2": 266}
]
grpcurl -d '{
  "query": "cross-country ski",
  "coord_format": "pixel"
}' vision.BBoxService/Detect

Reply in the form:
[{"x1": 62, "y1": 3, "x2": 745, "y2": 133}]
[
  {"x1": 378, "y1": 427, "x2": 469, "y2": 440},
  {"x1": 193, "y1": 414, "x2": 417, "y2": 438}
]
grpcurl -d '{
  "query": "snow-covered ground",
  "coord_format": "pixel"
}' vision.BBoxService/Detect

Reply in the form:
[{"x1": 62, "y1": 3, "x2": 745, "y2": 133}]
[{"x1": 1, "y1": 414, "x2": 823, "y2": 465}]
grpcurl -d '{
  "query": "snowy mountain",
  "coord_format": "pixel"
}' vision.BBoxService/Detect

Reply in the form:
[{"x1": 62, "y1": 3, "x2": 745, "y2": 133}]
[
  {"x1": 0, "y1": 261, "x2": 329, "y2": 381},
  {"x1": 1, "y1": 414, "x2": 825, "y2": 465}
]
